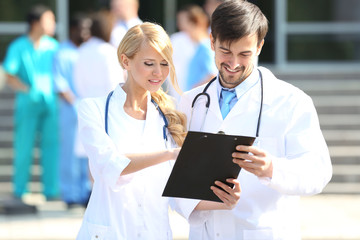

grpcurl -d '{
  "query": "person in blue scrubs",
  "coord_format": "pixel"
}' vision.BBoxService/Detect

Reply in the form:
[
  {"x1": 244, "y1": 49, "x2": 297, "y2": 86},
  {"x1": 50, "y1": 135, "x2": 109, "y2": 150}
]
[
  {"x1": 2, "y1": 5, "x2": 59, "y2": 199},
  {"x1": 179, "y1": 4, "x2": 218, "y2": 91},
  {"x1": 53, "y1": 14, "x2": 92, "y2": 208}
]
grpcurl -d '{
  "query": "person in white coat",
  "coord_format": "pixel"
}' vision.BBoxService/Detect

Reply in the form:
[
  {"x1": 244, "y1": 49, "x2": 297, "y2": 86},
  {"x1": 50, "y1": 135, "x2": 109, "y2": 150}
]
[
  {"x1": 74, "y1": 10, "x2": 124, "y2": 99},
  {"x1": 76, "y1": 22, "x2": 241, "y2": 240},
  {"x1": 178, "y1": 1, "x2": 333, "y2": 239}
]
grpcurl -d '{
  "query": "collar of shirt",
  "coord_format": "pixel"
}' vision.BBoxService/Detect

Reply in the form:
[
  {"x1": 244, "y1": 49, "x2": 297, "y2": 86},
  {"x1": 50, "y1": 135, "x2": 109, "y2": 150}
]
[{"x1": 216, "y1": 68, "x2": 260, "y2": 101}]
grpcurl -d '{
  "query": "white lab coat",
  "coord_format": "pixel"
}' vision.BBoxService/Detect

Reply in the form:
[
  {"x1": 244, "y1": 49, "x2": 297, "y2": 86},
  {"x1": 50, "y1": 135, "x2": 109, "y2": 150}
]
[
  {"x1": 76, "y1": 85, "x2": 194, "y2": 240},
  {"x1": 178, "y1": 67, "x2": 332, "y2": 240}
]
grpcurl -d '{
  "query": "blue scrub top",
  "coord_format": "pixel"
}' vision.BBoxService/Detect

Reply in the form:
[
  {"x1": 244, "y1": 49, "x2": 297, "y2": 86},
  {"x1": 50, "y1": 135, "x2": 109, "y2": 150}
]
[
  {"x1": 185, "y1": 39, "x2": 217, "y2": 91},
  {"x1": 53, "y1": 40, "x2": 79, "y2": 96},
  {"x1": 2, "y1": 35, "x2": 59, "y2": 103}
]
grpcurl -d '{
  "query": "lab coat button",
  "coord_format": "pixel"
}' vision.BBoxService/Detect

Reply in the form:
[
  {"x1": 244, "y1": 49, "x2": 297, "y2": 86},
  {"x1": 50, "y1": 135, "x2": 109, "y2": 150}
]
[
  {"x1": 216, "y1": 233, "x2": 220, "y2": 237},
  {"x1": 91, "y1": 235, "x2": 100, "y2": 240},
  {"x1": 137, "y1": 233, "x2": 141, "y2": 237}
]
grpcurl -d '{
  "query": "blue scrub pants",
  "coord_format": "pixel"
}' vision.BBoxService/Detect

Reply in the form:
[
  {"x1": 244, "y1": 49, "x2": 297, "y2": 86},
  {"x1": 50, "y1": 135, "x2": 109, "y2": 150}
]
[
  {"x1": 58, "y1": 100, "x2": 91, "y2": 204},
  {"x1": 13, "y1": 92, "x2": 59, "y2": 198}
]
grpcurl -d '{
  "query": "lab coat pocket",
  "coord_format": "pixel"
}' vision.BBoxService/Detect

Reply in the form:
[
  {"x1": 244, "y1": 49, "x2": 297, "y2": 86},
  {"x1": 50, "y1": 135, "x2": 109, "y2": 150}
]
[
  {"x1": 243, "y1": 229, "x2": 274, "y2": 240},
  {"x1": 86, "y1": 221, "x2": 112, "y2": 240}
]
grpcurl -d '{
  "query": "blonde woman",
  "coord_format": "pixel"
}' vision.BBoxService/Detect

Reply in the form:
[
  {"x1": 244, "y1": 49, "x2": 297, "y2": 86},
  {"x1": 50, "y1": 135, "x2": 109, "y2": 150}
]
[{"x1": 76, "y1": 22, "x2": 240, "y2": 240}]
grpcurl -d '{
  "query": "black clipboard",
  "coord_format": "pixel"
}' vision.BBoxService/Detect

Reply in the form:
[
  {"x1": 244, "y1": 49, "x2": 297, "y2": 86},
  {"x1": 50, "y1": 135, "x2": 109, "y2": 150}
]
[{"x1": 162, "y1": 131, "x2": 255, "y2": 202}]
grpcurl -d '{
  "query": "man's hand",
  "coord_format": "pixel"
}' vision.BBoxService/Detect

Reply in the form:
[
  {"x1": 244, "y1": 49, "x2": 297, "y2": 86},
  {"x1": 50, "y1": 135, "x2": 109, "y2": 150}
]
[
  {"x1": 232, "y1": 145, "x2": 273, "y2": 178},
  {"x1": 211, "y1": 178, "x2": 241, "y2": 210}
]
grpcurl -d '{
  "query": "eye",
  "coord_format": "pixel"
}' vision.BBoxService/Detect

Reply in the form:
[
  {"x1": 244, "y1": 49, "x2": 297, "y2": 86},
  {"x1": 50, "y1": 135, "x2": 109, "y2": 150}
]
[
  {"x1": 221, "y1": 50, "x2": 231, "y2": 55},
  {"x1": 241, "y1": 53, "x2": 251, "y2": 57},
  {"x1": 161, "y1": 62, "x2": 169, "y2": 67},
  {"x1": 144, "y1": 62, "x2": 153, "y2": 66}
]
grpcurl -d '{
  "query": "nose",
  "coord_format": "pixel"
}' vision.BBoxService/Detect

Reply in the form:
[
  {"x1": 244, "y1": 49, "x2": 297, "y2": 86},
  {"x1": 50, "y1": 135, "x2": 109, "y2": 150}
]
[
  {"x1": 227, "y1": 56, "x2": 240, "y2": 70},
  {"x1": 152, "y1": 64, "x2": 162, "y2": 76}
]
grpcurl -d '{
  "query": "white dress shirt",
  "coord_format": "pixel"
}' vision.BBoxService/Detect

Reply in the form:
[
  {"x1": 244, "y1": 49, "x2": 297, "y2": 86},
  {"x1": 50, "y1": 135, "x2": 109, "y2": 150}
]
[{"x1": 178, "y1": 67, "x2": 332, "y2": 240}]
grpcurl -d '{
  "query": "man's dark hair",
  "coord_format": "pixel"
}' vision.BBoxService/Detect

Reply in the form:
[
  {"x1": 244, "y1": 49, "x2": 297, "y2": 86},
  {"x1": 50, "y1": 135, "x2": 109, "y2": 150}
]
[
  {"x1": 211, "y1": 0, "x2": 268, "y2": 46},
  {"x1": 90, "y1": 10, "x2": 115, "y2": 43},
  {"x1": 26, "y1": 4, "x2": 51, "y2": 25}
]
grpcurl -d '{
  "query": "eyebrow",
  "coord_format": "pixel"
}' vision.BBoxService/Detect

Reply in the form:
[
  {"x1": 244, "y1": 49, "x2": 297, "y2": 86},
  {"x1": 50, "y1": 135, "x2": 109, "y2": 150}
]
[
  {"x1": 143, "y1": 58, "x2": 167, "y2": 62},
  {"x1": 219, "y1": 46, "x2": 252, "y2": 55}
]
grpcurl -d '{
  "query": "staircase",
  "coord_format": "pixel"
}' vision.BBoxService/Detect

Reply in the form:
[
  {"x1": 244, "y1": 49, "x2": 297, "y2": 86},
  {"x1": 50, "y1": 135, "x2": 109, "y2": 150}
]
[
  {"x1": 0, "y1": 86, "x2": 43, "y2": 197},
  {"x1": 282, "y1": 73, "x2": 360, "y2": 194},
  {"x1": 0, "y1": 73, "x2": 359, "y2": 196}
]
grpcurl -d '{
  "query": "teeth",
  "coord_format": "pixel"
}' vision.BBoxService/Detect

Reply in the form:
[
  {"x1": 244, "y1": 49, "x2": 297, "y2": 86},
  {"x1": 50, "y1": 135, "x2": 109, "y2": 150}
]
[
  {"x1": 149, "y1": 80, "x2": 161, "y2": 83},
  {"x1": 225, "y1": 67, "x2": 239, "y2": 73}
]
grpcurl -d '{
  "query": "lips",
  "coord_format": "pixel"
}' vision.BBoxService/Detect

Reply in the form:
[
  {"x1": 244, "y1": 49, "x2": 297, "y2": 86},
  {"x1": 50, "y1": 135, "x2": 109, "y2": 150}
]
[
  {"x1": 149, "y1": 79, "x2": 161, "y2": 84},
  {"x1": 224, "y1": 65, "x2": 241, "y2": 73}
]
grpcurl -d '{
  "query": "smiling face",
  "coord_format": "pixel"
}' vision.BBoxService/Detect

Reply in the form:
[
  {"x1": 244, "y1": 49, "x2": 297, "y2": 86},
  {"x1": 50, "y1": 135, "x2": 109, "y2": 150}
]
[
  {"x1": 121, "y1": 41, "x2": 170, "y2": 93},
  {"x1": 211, "y1": 33, "x2": 264, "y2": 89}
]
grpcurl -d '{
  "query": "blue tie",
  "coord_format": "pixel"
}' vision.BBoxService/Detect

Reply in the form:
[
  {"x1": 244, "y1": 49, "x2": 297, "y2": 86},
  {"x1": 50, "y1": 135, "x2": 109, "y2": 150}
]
[{"x1": 220, "y1": 89, "x2": 236, "y2": 119}]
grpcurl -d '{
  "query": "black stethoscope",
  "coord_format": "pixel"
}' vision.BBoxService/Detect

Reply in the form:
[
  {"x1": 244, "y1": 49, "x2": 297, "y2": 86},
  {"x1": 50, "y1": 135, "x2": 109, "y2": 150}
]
[
  {"x1": 104, "y1": 91, "x2": 169, "y2": 141},
  {"x1": 189, "y1": 69, "x2": 263, "y2": 138}
]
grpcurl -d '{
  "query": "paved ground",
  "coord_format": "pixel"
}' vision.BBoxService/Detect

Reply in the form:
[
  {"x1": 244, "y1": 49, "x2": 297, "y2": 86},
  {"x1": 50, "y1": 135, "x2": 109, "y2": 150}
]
[{"x1": 0, "y1": 194, "x2": 359, "y2": 240}]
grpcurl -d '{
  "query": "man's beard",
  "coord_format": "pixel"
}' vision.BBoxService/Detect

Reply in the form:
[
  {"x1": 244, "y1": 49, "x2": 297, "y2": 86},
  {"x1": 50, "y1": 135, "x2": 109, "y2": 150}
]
[{"x1": 218, "y1": 64, "x2": 252, "y2": 88}]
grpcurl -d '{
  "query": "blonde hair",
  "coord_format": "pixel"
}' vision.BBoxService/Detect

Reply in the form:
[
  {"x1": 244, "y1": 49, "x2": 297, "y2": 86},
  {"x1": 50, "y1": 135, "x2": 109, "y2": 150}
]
[{"x1": 117, "y1": 22, "x2": 187, "y2": 146}]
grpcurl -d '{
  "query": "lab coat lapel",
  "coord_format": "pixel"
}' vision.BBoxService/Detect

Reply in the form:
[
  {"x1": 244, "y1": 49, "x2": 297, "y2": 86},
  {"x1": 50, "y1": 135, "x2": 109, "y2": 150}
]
[
  {"x1": 143, "y1": 93, "x2": 156, "y2": 140},
  {"x1": 198, "y1": 81, "x2": 224, "y2": 133},
  {"x1": 143, "y1": 93, "x2": 166, "y2": 150}
]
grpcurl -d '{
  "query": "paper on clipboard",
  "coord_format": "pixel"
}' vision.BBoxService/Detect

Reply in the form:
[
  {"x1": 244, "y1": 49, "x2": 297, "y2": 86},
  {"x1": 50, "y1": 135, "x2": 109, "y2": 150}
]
[{"x1": 162, "y1": 131, "x2": 255, "y2": 202}]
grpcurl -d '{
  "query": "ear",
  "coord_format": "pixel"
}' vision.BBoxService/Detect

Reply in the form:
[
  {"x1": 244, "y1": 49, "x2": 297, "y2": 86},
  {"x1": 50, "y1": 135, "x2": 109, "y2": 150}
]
[
  {"x1": 120, "y1": 54, "x2": 130, "y2": 70},
  {"x1": 210, "y1": 33, "x2": 215, "y2": 51},
  {"x1": 256, "y1": 39, "x2": 265, "y2": 56}
]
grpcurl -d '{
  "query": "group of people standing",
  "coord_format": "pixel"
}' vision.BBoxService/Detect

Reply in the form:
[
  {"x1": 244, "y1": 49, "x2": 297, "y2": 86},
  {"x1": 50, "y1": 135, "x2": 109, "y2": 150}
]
[
  {"x1": 2, "y1": 0, "x2": 332, "y2": 240},
  {"x1": 2, "y1": 0, "x2": 141, "y2": 207}
]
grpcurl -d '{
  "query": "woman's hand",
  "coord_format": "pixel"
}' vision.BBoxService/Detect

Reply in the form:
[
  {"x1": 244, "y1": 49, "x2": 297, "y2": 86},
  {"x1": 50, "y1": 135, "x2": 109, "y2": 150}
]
[
  {"x1": 211, "y1": 178, "x2": 241, "y2": 210},
  {"x1": 169, "y1": 147, "x2": 181, "y2": 160}
]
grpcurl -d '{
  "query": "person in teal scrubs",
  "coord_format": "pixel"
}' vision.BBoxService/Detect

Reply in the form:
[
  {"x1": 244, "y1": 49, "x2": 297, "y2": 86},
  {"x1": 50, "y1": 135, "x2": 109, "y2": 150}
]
[{"x1": 2, "y1": 5, "x2": 59, "y2": 199}]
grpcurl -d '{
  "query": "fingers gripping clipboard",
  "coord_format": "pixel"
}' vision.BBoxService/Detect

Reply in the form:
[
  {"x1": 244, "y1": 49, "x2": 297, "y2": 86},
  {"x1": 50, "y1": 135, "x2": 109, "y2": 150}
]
[{"x1": 162, "y1": 131, "x2": 255, "y2": 202}]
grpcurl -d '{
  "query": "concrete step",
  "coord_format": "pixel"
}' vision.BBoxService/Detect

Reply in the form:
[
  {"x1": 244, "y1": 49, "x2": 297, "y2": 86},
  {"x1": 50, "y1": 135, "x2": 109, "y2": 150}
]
[
  {"x1": 322, "y1": 130, "x2": 360, "y2": 145},
  {"x1": 0, "y1": 182, "x2": 42, "y2": 194},
  {"x1": 329, "y1": 146, "x2": 360, "y2": 157},
  {"x1": 319, "y1": 114, "x2": 360, "y2": 130},
  {"x1": 0, "y1": 165, "x2": 41, "y2": 182},
  {"x1": 0, "y1": 99, "x2": 13, "y2": 110},
  {"x1": 331, "y1": 165, "x2": 360, "y2": 183},
  {"x1": 0, "y1": 148, "x2": 40, "y2": 162},
  {"x1": 312, "y1": 95, "x2": 360, "y2": 107},
  {"x1": 287, "y1": 79, "x2": 360, "y2": 92},
  {"x1": 0, "y1": 116, "x2": 13, "y2": 129},
  {"x1": 316, "y1": 106, "x2": 360, "y2": 114},
  {"x1": 323, "y1": 182, "x2": 360, "y2": 194}
]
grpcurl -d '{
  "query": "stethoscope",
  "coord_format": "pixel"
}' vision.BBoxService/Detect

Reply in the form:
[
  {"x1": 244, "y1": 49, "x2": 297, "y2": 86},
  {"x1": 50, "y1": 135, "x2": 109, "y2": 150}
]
[
  {"x1": 189, "y1": 69, "x2": 263, "y2": 138},
  {"x1": 104, "y1": 69, "x2": 263, "y2": 143},
  {"x1": 104, "y1": 91, "x2": 169, "y2": 142}
]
